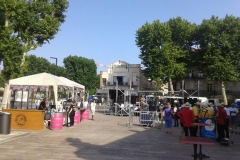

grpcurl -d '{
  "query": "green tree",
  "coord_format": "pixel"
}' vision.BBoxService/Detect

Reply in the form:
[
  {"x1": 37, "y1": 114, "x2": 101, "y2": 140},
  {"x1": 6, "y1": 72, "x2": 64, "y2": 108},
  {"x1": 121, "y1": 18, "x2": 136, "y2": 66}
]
[
  {"x1": 136, "y1": 20, "x2": 187, "y2": 95},
  {"x1": 0, "y1": 0, "x2": 69, "y2": 79},
  {"x1": 196, "y1": 15, "x2": 240, "y2": 105},
  {"x1": 0, "y1": 72, "x2": 5, "y2": 87},
  {"x1": 167, "y1": 17, "x2": 197, "y2": 74},
  {"x1": 63, "y1": 56, "x2": 99, "y2": 95},
  {"x1": 56, "y1": 65, "x2": 67, "y2": 77},
  {"x1": 167, "y1": 17, "x2": 196, "y2": 51},
  {"x1": 27, "y1": 55, "x2": 50, "y2": 75},
  {"x1": 0, "y1": 0, "x2": 69, "y2": 108},
  {"x1": 27, "y1": 54, "x2": 67, "y2": 77}
]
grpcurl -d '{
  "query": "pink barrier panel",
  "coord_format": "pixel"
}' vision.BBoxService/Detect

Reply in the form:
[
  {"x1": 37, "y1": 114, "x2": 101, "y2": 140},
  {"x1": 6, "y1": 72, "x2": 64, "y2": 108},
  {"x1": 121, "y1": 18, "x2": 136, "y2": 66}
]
[
  {"x1": 74, "y1": 111, "x2": 80, "y2": 124},
  {"x1": 81, "y1": 109, "x2": 89, "y2": 121},
  {"x1": 50, "y1": 112, "x2": 64, "y2": 130}
]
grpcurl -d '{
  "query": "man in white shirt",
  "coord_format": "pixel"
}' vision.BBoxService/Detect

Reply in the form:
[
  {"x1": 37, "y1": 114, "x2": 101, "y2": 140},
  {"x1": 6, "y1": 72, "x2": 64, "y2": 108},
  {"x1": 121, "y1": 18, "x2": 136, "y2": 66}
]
[
  {"x1": 90, "y1": 100, "x2": 97, "y2": 120},
  {"x1": 83, "y1": 100, "x2": 89, "y2": 109},
  {"x1": 229, "y1": 103, "x2": 239, "y2": 134},
  {"x1": 35, "y1": 99, "x2": 40, "y2": 109},
  {"x1": 223, "y1": 102, "x2": 230, "y2": 138}
]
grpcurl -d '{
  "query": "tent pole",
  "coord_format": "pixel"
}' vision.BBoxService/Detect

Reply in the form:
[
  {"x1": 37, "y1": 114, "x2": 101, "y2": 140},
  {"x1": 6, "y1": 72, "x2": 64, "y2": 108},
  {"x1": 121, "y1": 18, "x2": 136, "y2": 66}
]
[
  {"x1": 31, "y1": 91, "x2": 33, "y2": 109},
  {"x1": 21, "y1": 90, "x2": 23, "y2": 109},
  {"x1": 27, "y1": 90, "x2": 29, "y2": 109}
]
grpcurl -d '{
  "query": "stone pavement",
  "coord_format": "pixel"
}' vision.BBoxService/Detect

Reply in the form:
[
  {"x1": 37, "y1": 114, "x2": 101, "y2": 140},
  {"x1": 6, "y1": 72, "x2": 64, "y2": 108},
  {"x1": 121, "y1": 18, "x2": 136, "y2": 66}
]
[{"x1": 0, "y1": 110, "x2": 240, "y2": 160}]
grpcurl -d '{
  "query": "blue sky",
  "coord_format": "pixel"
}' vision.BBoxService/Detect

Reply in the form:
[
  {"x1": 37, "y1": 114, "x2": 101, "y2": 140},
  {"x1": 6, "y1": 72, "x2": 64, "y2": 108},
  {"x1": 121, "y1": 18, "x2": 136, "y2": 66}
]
[{"x1": 29, "y1": 0, "x2": 240, "y2": 73}]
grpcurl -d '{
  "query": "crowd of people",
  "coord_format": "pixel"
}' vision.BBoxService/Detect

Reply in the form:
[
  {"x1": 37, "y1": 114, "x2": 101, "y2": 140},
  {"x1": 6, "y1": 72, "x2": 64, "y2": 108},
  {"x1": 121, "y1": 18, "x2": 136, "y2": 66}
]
[
  {"x1": 139, "y1": 94, "x2": 239, "y2": 141},
  {"x1": 159, "y1": 98, "x2": 239, "y2": 143},
  {"x1": 36, "y1": 98, "x2": 97, "y2": 128}
]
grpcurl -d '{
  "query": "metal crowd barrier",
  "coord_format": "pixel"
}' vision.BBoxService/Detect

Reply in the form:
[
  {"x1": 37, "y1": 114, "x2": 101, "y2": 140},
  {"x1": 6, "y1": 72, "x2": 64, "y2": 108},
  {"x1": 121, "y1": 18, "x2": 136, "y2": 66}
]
[
  {"x1": 103, "y1": 103, "x2": 130, "y2": 116},
  {"x1": 103, "y1": 105, "x2": 115, "y2": 115},
  {"x1": 127, "y1": 110, "x2": 163, "y2": 129}
]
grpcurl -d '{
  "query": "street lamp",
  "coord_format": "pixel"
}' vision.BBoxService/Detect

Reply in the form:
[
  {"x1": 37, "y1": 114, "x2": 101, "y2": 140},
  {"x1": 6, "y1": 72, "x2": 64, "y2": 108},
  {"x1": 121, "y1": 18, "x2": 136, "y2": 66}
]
[{"x1": 50, "y1": 57, "x2": 58, "y2": 75}]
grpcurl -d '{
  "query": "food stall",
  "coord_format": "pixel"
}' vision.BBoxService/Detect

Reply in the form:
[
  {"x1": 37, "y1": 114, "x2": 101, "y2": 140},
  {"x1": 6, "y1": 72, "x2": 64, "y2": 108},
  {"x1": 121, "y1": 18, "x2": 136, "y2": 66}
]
[{"x1": 1, "y1": 72, "x2": 85, "y2": 130}]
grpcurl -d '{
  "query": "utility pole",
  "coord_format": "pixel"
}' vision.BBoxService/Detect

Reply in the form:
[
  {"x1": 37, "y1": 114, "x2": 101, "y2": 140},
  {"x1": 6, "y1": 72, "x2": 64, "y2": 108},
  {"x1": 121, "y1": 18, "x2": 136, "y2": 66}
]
[
  {"x1": 182, "y1": 80, "x2": 184, "y2": 103},
  {"x1": 129, "y1": 80, "x2": 132, "y2": 105},
  {"x1": 198, "y1": 80, "x2": 200, "y2": 98},
  {"x1": 50, "y1": 57, "x2": 58, "y2": 75},
  {"x1": 115, "y1": 80, "x2": 118, "y2": 104}
]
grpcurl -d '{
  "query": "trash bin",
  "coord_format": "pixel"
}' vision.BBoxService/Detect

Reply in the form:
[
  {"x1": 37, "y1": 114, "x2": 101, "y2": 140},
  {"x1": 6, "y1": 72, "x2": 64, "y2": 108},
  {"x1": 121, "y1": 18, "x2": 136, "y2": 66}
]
[{"x1": 0, "y1": 112, "x2": 11, "y2": 134}]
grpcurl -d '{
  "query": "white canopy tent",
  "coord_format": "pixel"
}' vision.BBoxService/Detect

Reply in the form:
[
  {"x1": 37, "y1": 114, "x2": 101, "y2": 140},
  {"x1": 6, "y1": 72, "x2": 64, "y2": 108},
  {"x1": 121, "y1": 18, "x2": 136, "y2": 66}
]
[
  {"x1": 1, "y1": 72, "x2": 85, "y2": 108},
  {"x1": 58, "y1": 76, "x2": 85, "y2": 100}
]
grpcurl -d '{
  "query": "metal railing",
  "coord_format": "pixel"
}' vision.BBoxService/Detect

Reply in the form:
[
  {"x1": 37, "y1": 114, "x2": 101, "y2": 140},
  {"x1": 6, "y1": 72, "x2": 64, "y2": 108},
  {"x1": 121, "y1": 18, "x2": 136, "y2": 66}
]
[
  {"x1": 103, "y1": 103, "x2": 130, "y2": 116},
  {"x1": 127, "y1": 110, "x2": 163, "y2": 129}
]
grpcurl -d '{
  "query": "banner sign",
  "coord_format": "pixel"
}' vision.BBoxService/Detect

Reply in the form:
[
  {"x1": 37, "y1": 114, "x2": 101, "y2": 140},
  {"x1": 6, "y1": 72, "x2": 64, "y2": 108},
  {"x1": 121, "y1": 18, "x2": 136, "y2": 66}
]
[
  {"x1": 30, "y1": 86, "x2": 37, "y2": 92},
  {"x1": 201, "y1": 118, "x2": 216, "y2": 139},
  {"x1": 15, "y1": 91, "x2": 28, "y2": 102},
  {"x1": 40, "y1": 86, "x2": 48, "y2": 91}
]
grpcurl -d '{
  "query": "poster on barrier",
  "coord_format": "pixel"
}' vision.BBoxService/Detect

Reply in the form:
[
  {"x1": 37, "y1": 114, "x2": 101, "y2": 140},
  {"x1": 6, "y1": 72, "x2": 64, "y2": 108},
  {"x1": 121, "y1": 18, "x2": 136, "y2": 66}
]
[
  {"x1": 15, "y1": 91, "x2": 28, "y2": 102},
  {"x1": 201, "y1": 118, "x2": 215, "y2": 139}
]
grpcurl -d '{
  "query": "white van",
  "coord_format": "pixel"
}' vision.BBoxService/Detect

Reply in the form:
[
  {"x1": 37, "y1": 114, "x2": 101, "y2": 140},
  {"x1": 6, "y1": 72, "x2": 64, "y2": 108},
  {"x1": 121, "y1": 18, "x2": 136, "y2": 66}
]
[
  {"x1": 208, "y1": 99, "x2": 220, "y2": 106},
  {"x1": 234, "y1": 99, "x2": 240, "y2": 107}
]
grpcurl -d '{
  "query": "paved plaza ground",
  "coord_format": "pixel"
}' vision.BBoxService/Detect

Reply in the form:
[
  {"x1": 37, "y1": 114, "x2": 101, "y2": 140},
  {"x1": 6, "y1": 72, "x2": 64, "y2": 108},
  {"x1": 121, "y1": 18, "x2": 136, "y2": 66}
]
[{"x1": 0, "y1": 109, "x2": 240, "y2": 160}]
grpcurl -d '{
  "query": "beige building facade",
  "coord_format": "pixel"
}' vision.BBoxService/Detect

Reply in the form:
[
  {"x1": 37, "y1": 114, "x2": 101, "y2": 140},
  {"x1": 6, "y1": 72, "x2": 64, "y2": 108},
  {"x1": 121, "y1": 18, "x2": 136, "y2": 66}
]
[
  {"x1": 99, "y1": 60, "x2": 160, "y2": 104},
  {"x1": 172, "y1": 69, "x2": 240, "y2": 100},
  {"x1": 98, "y1": 61, "x2": 239, "y2": 104}
]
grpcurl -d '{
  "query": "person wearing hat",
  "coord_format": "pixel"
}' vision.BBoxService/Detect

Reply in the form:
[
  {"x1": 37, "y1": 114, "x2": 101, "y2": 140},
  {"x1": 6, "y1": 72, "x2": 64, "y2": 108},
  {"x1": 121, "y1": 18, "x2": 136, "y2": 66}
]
[
  {"x1": 199, "y1": 104, "x2": 212, "y2": 119},
  {"x1": 207, "y1": 102, "x2": 214, "y2": 116},
  {"x1": 192, "y1": 102, "x2": 200, "y2": 136},
  {"x1": 216, "y1": 103, "x2": 227, "y2": 142},
  {"x1": 179, "y1": 104, "x2": 186, "y2": 136},
  {"x1": 177, "y1": 102, "x2": 196, "y2": 155},
  {"x1": 229, "y1": 103, "x2": 239, "y2": 134},
  {"x1": 177, "y1": 102, "x2": 195, "y2": 136}
]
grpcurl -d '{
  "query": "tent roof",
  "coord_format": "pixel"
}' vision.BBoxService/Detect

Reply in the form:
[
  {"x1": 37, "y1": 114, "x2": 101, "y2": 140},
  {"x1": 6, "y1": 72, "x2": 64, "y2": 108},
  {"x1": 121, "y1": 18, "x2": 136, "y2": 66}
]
[
  {"x1": 9, "y1": 72, "x2": 71, "y2": 87},
  {"x1": 58, "y1": 77, "x2": 85, "y2": 89}
]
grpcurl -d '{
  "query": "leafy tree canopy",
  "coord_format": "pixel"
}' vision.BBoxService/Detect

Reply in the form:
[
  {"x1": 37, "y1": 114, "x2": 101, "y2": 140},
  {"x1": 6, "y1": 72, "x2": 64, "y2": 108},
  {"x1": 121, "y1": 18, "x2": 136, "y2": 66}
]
[
  {"x1": 196, "y1": 15, "x2": 240, "y2": 82},
  {"x1": 0, "y1": 0, "x2": 69, "y2": 80},
  {"x1": 136, "y1": 19, "x2": 192, "y2": 85},
  {"x1": 63, "y1": 56, "x2": 99, "y2": 94}
]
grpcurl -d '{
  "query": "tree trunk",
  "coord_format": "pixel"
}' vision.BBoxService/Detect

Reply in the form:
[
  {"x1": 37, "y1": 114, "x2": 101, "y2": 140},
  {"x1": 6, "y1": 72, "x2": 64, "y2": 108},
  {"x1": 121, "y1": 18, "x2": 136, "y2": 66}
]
[
  {"x1": 1, "y1": 82, "x2": 11, "y2": 109},
  {"x1": 221, "y1": 82, "x2": 228, "y2": 105},
  {"x1": 1, "y1": 15, "x2": 11, "y2": 109},
  {"x1": 5, "y1": 14, "x2": 9, "y2": 27},
  {"x1": 169, "y1": 76, "x2": 175, "y2": 95}
]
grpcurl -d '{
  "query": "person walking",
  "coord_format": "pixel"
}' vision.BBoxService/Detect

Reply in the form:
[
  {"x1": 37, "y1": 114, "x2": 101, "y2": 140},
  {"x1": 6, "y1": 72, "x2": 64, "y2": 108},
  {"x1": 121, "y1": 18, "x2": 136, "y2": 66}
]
[
  {"x1": 216, "y1": 103, "x2": 227, "y2": 142},
  {"x1": 229, "y1": 103, "x2": 239, "y2": 134},
  {"x1": 35, "y1": 98, "x2": 41, "y2": 109},
  {"x1": 173, "y1": 104, "x2": 179, "y2": 127},
  {"x1": 68, "y1": 100, "x2": 76, "y2": 128},
  {"x1": 90, "y1": 100, "x2": 97, "y2": 120},
  {"x1": 163, "y1": 103, "x2": 173, "y2": 134}
]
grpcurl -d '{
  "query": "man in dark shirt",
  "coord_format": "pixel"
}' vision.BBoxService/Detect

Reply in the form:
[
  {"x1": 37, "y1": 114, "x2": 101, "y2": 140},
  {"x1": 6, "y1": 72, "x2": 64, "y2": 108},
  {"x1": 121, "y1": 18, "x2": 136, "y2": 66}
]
[{"x1": 38, "y1": 98, "x2": 46, "y2": 110}]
